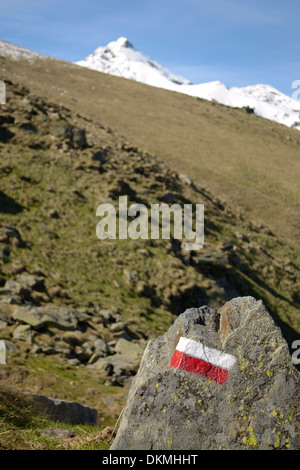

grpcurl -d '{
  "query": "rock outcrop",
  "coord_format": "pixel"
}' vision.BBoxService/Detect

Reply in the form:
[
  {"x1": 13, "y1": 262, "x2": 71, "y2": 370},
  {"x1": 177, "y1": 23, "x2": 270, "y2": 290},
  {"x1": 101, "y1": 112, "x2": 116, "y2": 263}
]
[
  {"x1": 27, "y1": 393, "x2": 98, "y2": 425},
  {"x1": 111, "y1": 297, "x2": 300, "y2": 450}
]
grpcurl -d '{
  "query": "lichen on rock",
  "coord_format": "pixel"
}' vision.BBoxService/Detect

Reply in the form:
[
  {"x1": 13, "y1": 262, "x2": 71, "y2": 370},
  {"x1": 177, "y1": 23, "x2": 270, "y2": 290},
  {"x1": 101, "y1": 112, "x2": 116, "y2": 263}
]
[{"x1": 111, "y1": 296, "x2": 300, "y2": 450}]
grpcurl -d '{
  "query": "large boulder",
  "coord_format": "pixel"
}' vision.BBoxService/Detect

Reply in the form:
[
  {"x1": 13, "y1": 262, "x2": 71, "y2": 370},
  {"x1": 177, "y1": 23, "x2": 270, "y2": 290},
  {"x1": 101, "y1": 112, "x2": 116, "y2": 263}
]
[{"x1": 111, "y1": 297, "x2": 300, "y2": 450}]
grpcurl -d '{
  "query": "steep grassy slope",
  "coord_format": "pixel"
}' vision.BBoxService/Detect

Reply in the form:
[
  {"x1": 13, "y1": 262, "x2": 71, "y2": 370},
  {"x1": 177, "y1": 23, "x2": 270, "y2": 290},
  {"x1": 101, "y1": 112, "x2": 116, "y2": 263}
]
[
  {"x1": 0, "y1": 49, "x2": 299, "y2": 449},
  {"x1": 1, "y1": 51, "x2": 300, "y2": 245},
  {"x1": 0, "y1": 79, "x2": 299, "y2": 339}
]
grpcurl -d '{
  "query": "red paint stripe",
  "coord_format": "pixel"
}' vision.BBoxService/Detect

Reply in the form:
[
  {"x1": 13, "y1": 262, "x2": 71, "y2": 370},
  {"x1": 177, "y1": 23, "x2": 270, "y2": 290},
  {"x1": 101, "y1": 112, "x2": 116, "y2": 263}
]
[{"x1": 170, "y1": 350, "x2": 229, "y2": 385}]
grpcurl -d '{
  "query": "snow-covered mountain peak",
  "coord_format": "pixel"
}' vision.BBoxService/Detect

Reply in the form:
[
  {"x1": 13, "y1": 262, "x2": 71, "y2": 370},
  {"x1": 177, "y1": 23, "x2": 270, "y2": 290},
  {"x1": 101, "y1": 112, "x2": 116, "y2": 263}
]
[
  {"x1": 76, "y1": 37, "x2": 191, "y2": 87},
  {"x1": 108, "y1": 37, "x2": 134, "y2": 50},
  {"x1": 75, "y1": 38, "x2": 300, "y2": 131}
]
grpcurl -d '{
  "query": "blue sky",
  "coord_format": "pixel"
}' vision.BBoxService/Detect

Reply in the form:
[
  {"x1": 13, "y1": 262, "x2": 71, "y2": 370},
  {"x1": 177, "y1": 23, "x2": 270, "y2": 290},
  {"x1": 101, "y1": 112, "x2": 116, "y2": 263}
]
[{"x1": 0, "y1": 0, "x2": 299, "y2": 95}]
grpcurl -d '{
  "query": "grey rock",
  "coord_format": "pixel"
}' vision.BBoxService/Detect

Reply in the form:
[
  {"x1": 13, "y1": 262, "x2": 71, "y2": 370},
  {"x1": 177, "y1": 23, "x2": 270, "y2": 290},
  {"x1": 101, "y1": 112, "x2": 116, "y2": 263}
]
[
  {"x1": 39, "y1": 428, "x2": 79, "y2": 439},
  {"x1": 4, "y1": 279, "x2": 31, "y2": 300},
  {"x1": 70, "y1": 126, "x2": 87, "y2": 149},
  {"x1": 13, "y1": 324, "x2": 34, "y2": 343},
  {"x1": 111, "y1": 297, "x2": 300, "y2": 450},
  {"x1": 88, "y1": 352, "x2": 105, "y2": 364},
  {"x1": 27, "y1": 393, "x2": 98, "y2": 425},
  {"x1": 192, "y1": 250, "x2": 230, "y2": 273},
  {"x1": 89, "y1": 353, "x2": 140, "y2": 380},
  {"x1": 97, "y1": 309, "x2": 118, "y2": 325},
  {"x1": 0, "y1": 294, "x2": 23, "y2": 305},
  {"x1": 39, "y1": 345, "x2": 58, "y2": 356},
  {"x1": 93, "y1": 338, "x2": 110, "y2": 355},
  {"x1": 11, "y1": 304, "x2": 78, "y2": 330},
  {"x1": 39, "y1": 224, "x2": 58, "y2": 238},
  {"x1": 110, "y1": 321, "x2": 128, "y2": 333},
  {"x1": 2, "y1": 339, "x2": 18, "y2": 351},
  {"x1": 75, "y1": 342, "x2": 93, "y2": 362},
  {"x1": 1, "y1": 245, "x2": 10, "y2": 263},
  {"x1": 114, "y1": 338, "x2": 145, "y2": 357},
  {"x1": 31, "y1": 344, "x2": 43, "y2": 355},
  {"x1": 0, "y1": 320, "x2": 8, "y2": 329},
  {"x1": 68, "y1": 358, "x2": 81, "y2": 366},
  {"x1": 123, "y1": 269, "x2": 139, "y2": 284},
  {"x1": 0, "y1": 306, "x2": 9, "y2": 323},
  {"x1": 15, "y1": 273, "x2": 38, "y2": 289}
]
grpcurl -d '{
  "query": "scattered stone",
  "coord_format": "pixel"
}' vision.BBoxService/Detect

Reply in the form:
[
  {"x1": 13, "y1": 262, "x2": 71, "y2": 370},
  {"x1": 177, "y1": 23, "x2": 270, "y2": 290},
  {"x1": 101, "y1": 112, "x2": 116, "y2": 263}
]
[
  {"x1": 10, "y1": 263, "x2": 26, "y2": 275},
  {"x1": 0, "y1": 225, "x2": 25, "y2": 247},
  {"x1": 39, "y1": 428, "x2": 79, "y2": 440},
  {"x1": 0, "y1": 294, "x2": 23, "y2": 305},
  {"x1": 48, "y1": 286, "x2": 70, "y2": 299},
  {"x1": 123, "y1": 269, "x2": 139, "y2": 284},
  {"x1": 114, "y1": 338, "x2": 145, "y2": 357},
  {"x1": 62, "y1": 331, "x2": 84, "y2": 347},
  {"x1": 96, "y1": 309, "x2": 116, "y2": 326},
  {"x1": 106, "y1": 179, "x2": 135, "y2": 200},
  {"x1": 135, "y1": 281, "x2": 154, "y2": 298},
  {"x1": 192, "y1": 250, "x2": 230, "y2": 272},
  {"x1": 0, "y1": 320, "x2": 8, "y2": 329},
  {"x1": 110, "y1": 321, "x2": 128, "y2": 333},
  {"x1": 0, "y1": 306, "x2": 10, "y2": 323},
  {"x1": 89, "y1": 353, "x2": 140, "y2": 386},
  {"x1": 48, "y1": 209, "x2": 60, "y2": 219},
  {"x1": 16, "y1": 273, "x2": 43, "y2": 290},
  {"x1": 70, "y1": 126, "x2": 87, "y2": 149},
  {"x1": 93, "y1": 338, "x2": 110, "y2": 355},
  {"x1": 38, "y1": 345, "x2": 58, "y2": 356},
  {"x1": 13, "y1": 324, "x2": 34, "y2": 343},
  {"x1": 68, "y1": 358, "x2": 81, "y2": 366},
  {"x1": 74, "y1": 342, "x2": 94, "y2": 362},
  {"x1": 11, "y1": 305, "x2": 78, "y2": 330},
  {"x1": 178, "y1": 174, "x2": 192, "y2": 185},
  {"x1": 2, "y1": 339, "x2": 18, "y2": 352},
  {"x1": 27, "y1": 393, "x2": 98, "y2": 425},
  {"x1": 39, "y1": 224, "x2": 58, "y2": 238},
  {"x1": 1, "y1": 245, "x2": 10, "y2": 263},
  {"x1": 31, "y1": 344, "x2": 43, "y2": 355},
  {"x1": 4, "y1": 279, "x2": 31, "y2": 299}
]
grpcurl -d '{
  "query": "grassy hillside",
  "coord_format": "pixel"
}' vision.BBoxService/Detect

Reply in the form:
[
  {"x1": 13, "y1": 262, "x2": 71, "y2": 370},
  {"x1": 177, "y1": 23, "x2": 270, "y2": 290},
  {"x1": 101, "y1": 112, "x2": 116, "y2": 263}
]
[
  {"x1": 0, "y1": 48, "x2": 299, "y2": 449},
  {"x1": 1, "y1": 51, "x2": 300, "y2": 245}
]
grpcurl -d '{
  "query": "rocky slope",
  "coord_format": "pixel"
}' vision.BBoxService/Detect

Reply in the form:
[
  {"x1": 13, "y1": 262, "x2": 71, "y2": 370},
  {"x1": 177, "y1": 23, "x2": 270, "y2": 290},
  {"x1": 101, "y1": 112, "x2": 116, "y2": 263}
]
[{"x1": 0, "y1": 79, "x2": 299, "y2": 447}]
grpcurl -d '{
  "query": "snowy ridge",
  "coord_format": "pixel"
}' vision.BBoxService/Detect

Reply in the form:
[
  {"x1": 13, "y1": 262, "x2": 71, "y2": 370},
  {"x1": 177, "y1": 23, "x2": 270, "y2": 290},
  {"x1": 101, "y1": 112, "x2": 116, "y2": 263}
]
[
  {"x1": 76, "y1": 37, "x2": 191, "y2": 89},
  {"x1": 77, "y1": 37, "x2": 300, "y2": 131},
  {"x1": 0, "y1": 40, "x2": 48, "y2": 61}
]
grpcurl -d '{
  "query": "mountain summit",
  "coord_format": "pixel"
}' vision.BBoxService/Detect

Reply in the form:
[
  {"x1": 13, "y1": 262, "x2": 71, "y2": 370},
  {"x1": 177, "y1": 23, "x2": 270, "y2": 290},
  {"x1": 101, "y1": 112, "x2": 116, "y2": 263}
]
[
  {"x1": 76, "y1": 37, "x2": 191, "y2": 89},
  {"x1": 76, "y1": 37, "x2": 300, "y2": 131}
]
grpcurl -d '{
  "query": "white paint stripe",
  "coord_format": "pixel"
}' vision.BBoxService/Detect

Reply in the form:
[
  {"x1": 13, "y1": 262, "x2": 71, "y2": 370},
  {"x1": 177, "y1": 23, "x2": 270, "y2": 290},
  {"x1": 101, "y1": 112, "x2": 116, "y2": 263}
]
[{"x1": 176, "y1": 337, "x2": 236, "y2": 371}]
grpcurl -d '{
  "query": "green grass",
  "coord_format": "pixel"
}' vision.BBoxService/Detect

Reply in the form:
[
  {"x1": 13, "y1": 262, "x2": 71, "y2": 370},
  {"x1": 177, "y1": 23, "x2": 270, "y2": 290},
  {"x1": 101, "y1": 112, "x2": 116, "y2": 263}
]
[
  {"x1": 2, "y1": 53, "x2": 300, "y2": 246},
  {"x1": 0, "y1": 385, "x2": 111, "y2": 450},
  {"x1": 0, "y1": 67, "x2": 299, "y2": 449}
]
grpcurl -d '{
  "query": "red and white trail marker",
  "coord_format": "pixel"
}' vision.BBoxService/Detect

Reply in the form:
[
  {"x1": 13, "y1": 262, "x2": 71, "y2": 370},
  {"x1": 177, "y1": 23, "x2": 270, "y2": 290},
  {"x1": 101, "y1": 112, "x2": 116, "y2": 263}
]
[{"x1": 170, "y1": 337, "x2": 236, "y2": 385}]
